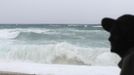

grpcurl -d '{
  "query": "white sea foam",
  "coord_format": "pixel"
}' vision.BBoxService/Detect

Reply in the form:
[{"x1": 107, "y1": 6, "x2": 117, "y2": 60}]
[
  {"x1": 93, "y1": 52, "x2": 121, "y2": 66},
  {"x1": 0, "y1": 28, "x2": 50, "y2": 39},
  {"x1": 0, "y1": 42, "x2": 120, "y2": 66},
  {"x1": 0, "y1": 29, "x2": 19, "y2": 39}
]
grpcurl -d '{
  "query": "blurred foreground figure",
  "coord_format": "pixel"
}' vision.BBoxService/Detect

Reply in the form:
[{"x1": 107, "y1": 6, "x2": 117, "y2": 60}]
[{"x1": 101, "y1": 14, "x2": 134, "y2": 75}]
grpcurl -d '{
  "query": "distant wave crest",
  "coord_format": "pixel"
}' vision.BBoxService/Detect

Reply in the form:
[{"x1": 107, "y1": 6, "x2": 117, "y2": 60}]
[{"x1": 15, "y1": 32, "x2": 46, "y2": 40}]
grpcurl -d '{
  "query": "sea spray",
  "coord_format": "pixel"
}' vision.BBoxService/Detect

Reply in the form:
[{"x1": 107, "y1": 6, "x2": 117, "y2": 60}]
[{"x1": 0, "y1": 42, "x2": 109, "y2": 65}]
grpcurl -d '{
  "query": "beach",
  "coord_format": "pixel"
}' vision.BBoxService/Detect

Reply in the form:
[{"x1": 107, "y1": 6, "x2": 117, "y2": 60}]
[{"x1": 0, "y1": 62, "x2": 120, "y2": 75}]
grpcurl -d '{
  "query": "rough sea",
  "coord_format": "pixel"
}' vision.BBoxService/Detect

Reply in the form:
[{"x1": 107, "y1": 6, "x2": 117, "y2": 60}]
[{"x1": 0, "y1": 24, "x2": 120, "y2": 66}]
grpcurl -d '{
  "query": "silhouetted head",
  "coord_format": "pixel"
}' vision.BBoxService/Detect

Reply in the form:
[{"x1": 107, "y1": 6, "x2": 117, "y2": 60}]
[{"x1": 101, "y1": 14, "x2": 134, "y2": 58}]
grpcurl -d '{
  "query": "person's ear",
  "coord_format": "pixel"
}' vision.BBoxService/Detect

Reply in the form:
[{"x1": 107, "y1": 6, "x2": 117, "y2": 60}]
[{"x1": 101, "y1": 18, "x2": 116, "y2": 32}]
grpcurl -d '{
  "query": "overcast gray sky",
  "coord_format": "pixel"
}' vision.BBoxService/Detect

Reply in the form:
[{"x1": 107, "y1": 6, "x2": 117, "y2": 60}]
[{"x1": 0, "y1": 0, "x2": 133, "y2": 24}]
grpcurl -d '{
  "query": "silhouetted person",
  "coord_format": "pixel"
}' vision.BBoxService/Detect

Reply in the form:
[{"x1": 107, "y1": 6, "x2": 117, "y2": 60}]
[{"x1": 101, "y1": 14, "x2": 134, "y2": 75}]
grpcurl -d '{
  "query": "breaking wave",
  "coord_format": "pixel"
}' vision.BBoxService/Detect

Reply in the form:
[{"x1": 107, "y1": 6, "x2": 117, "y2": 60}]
[
  {"x1": 0, "y1": 42, "x2": 120, "y2": 66},
  {"x1": 0, "y1": 29, "x2": 50, "y2": 40}
]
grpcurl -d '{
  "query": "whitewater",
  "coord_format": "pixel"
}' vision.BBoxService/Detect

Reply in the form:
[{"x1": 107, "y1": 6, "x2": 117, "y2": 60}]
[{"x1": 0, "y1": 24, "x2": 121, "y2": 75}]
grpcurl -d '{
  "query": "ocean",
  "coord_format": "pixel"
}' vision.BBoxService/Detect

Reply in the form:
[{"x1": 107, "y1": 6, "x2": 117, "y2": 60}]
[{"x1": 0, "y1": 24, "x2": 120, "y2": 66}]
